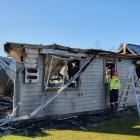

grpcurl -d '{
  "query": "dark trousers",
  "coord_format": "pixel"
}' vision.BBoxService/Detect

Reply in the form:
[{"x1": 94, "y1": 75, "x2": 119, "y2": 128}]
[{"x1": 110, "y1": 89, "x2": 119, "y2": 112}]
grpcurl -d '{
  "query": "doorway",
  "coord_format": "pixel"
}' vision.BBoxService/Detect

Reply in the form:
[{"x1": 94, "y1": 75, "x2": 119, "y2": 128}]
[
  {"x1": 136, "y1": 64, "x2": 140, "y2": 81},
  {"x1": 105, "y1": 61, "x2": 116, "y2": 83},
  {"x1": 104, "y1": 60, "x2": 116, "y2": 106}
]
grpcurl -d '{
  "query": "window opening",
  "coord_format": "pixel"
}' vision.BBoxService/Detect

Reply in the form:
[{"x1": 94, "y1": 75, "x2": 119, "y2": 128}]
[{"x1": 45, "y1": 56, "x2": 80, "y2": 89}]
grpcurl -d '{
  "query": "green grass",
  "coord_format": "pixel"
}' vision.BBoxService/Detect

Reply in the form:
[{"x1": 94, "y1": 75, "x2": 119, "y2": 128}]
[{"x1": 1, "y1": 113, "x2": 140, "y2": 140}]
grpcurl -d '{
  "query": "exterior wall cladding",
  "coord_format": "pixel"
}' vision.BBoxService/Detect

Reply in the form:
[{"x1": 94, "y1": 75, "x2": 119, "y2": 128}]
[{"x1": 16, "y1": 56, "x2": 135, "y2": 118}]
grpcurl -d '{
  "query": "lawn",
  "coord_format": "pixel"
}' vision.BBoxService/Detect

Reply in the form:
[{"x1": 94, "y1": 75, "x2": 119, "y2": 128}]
[{"x1": 1, "y1": 113, "x2": 140, "y2": 140}]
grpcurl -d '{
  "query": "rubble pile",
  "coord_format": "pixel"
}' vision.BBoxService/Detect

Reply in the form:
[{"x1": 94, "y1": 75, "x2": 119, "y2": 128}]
[
  {"x1": 0, "y1": 110, "x2": 130, "y2": 135},
  {"x1": 0, "y1": 96, "x2": 13, "y2": 118},
  {"x1": 0, "y1": 56, "x2": 14, "y2": 119}
]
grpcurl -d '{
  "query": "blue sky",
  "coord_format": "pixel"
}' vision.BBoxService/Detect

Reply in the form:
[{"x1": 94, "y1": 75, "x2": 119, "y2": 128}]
[{"x1": 0, "y1": 0, "x2": 140, "y2": 56}]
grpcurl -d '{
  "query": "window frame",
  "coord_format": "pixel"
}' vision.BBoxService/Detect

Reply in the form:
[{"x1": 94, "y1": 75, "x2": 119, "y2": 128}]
[{"x1": 44, "y1": 55, "x2": 81, "y2": 91}]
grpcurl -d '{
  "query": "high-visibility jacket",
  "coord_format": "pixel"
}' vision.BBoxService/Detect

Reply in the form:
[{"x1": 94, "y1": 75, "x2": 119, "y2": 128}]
[{"x1": 109, "y1": 76, "x2": 121, "y2": 91}]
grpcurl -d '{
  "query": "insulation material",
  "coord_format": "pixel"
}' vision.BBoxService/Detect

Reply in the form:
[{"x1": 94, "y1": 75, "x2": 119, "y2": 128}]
[{"x1": 6, "y1": 46, "x2": 23, "y2": 62}]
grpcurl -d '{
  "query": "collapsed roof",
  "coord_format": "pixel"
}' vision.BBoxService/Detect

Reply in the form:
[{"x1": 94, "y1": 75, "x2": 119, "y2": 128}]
[
  {"x1": 0, "y1": 56, "x2": 15, "y2": 96},
  {"x1": 0, "y1": 56, "x2": 16, "y2": 81},
  {"x1": 4, "y1": 42, "x2": 140, "y2": 62},
  {"x1": 4, "y1": 42, "x2": 115, "y2": 62}
]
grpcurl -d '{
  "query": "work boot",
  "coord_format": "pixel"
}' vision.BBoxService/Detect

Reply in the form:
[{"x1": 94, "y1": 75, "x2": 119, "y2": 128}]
[
  {"x1": 111, "y1": 103, "x2": 115, "y2": 113},
  {"x1": 111, "y1": 103, "x2": 117, "y2": 117},
  {"x1": 115, "y1": 103, "x2": 118, "y2": 112}
]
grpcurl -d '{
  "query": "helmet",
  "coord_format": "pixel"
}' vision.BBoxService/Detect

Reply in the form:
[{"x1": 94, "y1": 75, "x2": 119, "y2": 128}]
[{"x1": 112, "y1": 71, "x2": 119, "y2": 77}]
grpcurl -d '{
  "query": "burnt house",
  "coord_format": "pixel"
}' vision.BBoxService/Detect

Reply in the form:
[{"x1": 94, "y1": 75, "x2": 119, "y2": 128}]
[{"x1": 1, "y1": 42, "x2": 140, "y2": 122}]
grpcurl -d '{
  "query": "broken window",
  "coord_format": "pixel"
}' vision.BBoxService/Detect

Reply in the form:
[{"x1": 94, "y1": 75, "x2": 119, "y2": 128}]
[{"x1": 45, "y1": 56, "x2": 80, "y2": 89}]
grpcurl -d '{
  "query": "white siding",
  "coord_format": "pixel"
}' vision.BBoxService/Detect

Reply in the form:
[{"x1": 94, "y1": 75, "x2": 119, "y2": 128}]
[
  {"x1": 40, "y1": 57, "x2": 106, "y2": 116},
  {"x1": 18, "y1": 56, "x2": 44, "y2": 116},
  {"x1": 17, "y1": 56, "x2": 137, "y2": 118},
  {"x1": 117, "y1": 59, "x2": 136, "y2": 106}
]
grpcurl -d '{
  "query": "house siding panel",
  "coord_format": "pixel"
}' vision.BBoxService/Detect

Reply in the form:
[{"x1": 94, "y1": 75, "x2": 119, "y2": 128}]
[{"x1": 17, "y1": 56, "x2": 136, "y2": 118}]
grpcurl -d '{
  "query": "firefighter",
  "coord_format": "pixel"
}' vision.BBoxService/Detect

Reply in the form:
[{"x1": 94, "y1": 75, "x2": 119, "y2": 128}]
[{"x1": 109, "y1": 71, "x2": 121, "y2": 113}]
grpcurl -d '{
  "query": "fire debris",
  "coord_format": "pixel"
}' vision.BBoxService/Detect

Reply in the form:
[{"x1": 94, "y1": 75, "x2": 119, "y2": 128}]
[
  {"x1": 0, "y1": 96, "x2": 13, "y2": 118},
  {"x1": 0, "y1": 109, "x2": 135, "y2": 136}
]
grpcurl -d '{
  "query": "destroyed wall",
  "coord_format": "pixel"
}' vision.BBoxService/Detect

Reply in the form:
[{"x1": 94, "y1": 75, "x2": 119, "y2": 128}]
[
  {"x1": 41, "y1": 56, "x2": 136, "y2": 117},
  {"x1": 15, "y1": 55, "x2": 44, "y2": 116},
  {"x1": 41, "y1": 57, "x2": 105, "y2": 116},
  {"x1": 17, "y1": 57, "x2": 105, "y2": 117},
  {"x1": 4, "y1": 43, "x2": 137, "y2": 118},
  {"x1": 0, "y1": 70, "x2": 9, "y2": 94},
  {"x1": 15, "y1": 56, "x2": 106, "y2": 117},
  {"x1": 0, "y1": 57, "x2": 15, "y2": 96},
  {"x1": 0, "y1": 69, "x2": 13, "y2": 95},
  {"x1": 15, "y1": 55, "x2": 136, "y2": 118}
]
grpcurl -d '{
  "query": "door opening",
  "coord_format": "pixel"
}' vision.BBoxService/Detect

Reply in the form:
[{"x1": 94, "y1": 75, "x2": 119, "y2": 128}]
[
  {"x1": 136, "y1": 64, "x2": 140, "y2": 81},
  {"x1": 104, "y1": 60, "x2": 116, "y2": 106},
  {"x1": 105, "y1": 62, "x2": 116, "y2": 83}
]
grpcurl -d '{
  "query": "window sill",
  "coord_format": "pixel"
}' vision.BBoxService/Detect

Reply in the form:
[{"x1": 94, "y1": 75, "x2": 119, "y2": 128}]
[{"x1": 45, "y1": 87, "x2": 80, "y2": 92}]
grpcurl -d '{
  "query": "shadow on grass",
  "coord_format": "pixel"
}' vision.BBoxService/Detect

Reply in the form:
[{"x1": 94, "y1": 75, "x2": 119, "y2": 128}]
[
  {"x1": 86, "y1": 113, "x2": 140, "y2": 136},
  {"x1": 6, "y1": 129, "x2": 51, "y2": 138},
  {"x1": 14, "y1": 130, "x2": 50, "y2": 138},
  {"x1": 0, "y1": 130, "x2": 50, "y2": 138}
]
